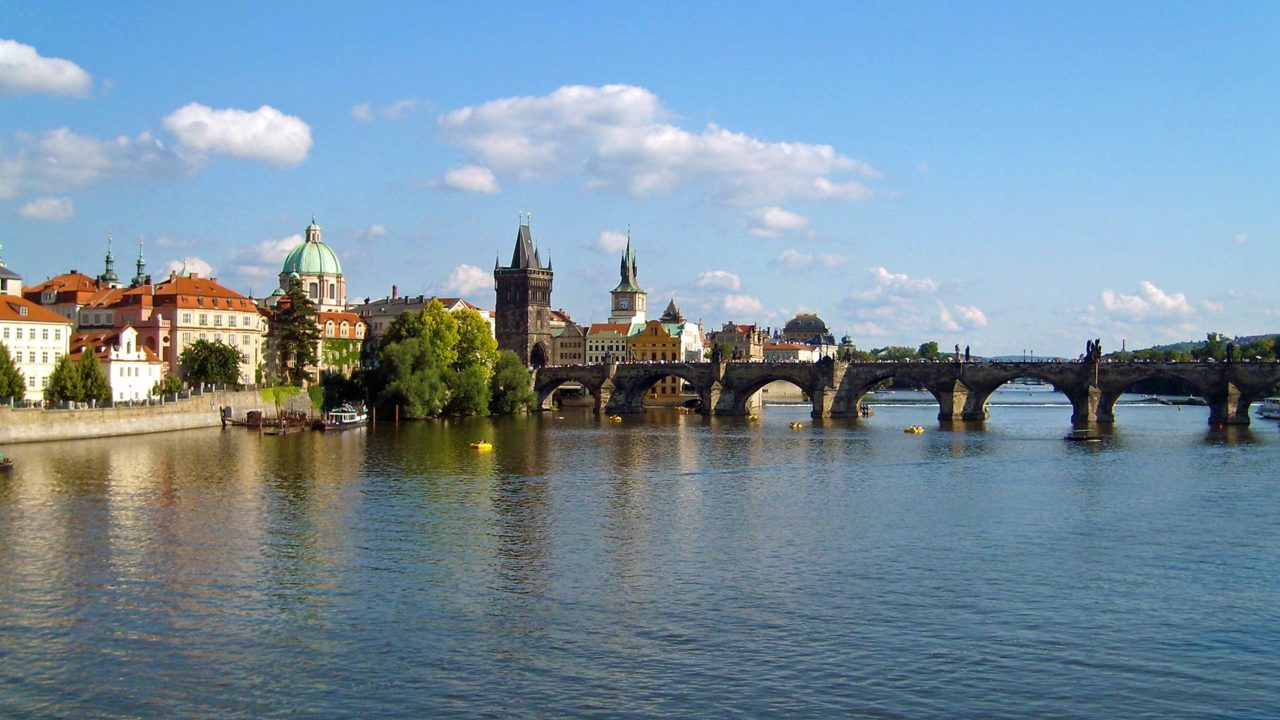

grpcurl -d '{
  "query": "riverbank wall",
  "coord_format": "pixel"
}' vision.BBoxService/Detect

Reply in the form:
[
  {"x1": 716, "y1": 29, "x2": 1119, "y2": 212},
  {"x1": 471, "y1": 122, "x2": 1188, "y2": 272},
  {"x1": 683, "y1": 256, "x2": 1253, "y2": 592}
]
[{"x1": 0, "y1": 390, "x2": 311, "y2": 445}]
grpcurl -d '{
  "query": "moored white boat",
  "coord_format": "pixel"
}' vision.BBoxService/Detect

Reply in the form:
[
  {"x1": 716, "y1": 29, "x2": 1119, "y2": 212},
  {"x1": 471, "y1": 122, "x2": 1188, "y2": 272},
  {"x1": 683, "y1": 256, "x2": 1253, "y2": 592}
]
[
  {"x1": 1257, "y1": 397, "x2": 1280, "y2": 419},
  {"x1": 314, "y1": 403, "x2": 369, "y2": 431}
]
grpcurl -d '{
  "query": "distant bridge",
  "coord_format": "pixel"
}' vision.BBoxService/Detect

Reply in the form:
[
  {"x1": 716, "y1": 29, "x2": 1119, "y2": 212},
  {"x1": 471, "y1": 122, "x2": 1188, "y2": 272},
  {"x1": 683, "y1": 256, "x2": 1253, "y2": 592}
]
[{"x1": 533, "y1": 359, "x2": 1280, "y2": 426}]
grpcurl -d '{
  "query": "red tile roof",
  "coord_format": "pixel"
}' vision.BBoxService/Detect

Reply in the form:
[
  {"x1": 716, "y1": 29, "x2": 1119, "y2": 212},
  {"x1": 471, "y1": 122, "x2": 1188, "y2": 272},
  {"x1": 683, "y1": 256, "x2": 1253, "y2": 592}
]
[{"x1": 0, "y1": 295, "x2": 74, "y2": 324}]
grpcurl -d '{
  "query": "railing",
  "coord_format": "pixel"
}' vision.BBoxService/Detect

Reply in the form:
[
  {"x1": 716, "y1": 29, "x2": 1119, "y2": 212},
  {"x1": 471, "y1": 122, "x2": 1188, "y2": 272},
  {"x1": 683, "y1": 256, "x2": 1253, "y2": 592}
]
[{"x1": 4, "y1": 382, "x2": 263, "y2": 412}]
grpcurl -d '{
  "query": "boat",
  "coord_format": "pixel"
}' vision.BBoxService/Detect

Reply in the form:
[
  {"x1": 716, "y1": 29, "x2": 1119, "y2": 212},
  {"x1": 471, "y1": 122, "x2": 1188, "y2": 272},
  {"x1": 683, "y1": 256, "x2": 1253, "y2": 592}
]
[
  {"x1": 608, "y1": 415, "x2": 623, "y2": 423},
  {"x1": 314, "y1": 403, "x2": 369, "y2": 431},
  {"x1": 0, "y1": 457, "x2": 11, "y2": 471},
  {"x1": 903, "y1": 425, "x2": 924, "y2": 434},
  {"x1": 469, "y1": 440, "x2": 493, "y2": 451},
  {"x1": 789, "y1": 422, "x2": 805, "y2": 429},
  {"x1": 1257, "y1": 397, "x2": 1280, "y2": 419},
  {"x1": 1065, "y1": 429, "x2": 1103, "y2": 442}
]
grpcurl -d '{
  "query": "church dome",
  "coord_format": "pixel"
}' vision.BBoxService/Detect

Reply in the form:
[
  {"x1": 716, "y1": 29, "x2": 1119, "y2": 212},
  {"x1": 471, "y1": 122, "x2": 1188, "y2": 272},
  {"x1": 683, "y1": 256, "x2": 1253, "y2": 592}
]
[
  {"x1": 783, "y1": 312, "x2": 830, "y2": 336},
  {"x1": 281, "y1": 218, "x2": 343, "y2": 276}
]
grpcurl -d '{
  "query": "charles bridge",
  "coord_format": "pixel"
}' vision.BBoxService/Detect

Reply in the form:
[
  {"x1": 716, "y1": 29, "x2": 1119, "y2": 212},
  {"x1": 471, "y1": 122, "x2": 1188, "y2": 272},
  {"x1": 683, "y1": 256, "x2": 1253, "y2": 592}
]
[{"x1": 533, "y1": 358, "x2": 1280, "y2": 426}]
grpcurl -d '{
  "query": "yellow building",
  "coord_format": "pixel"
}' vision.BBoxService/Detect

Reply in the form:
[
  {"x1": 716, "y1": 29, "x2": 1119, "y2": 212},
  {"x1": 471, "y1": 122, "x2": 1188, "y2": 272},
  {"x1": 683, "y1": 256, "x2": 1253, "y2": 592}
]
[{"x1": 628, "y1": 319, "x2": 685, "y2": 403}]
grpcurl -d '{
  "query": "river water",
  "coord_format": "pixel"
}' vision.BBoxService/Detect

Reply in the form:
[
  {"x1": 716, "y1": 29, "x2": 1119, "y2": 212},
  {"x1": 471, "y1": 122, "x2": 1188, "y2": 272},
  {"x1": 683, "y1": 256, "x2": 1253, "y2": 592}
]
[{"x1": 1, "y1": 389, "x2": 1277, "y2": 718}]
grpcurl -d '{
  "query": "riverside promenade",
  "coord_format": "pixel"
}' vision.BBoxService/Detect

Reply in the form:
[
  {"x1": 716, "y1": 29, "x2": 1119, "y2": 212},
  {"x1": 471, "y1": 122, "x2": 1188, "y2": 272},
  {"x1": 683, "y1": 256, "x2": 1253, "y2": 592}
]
[{"x1": 0, "y1": 388, "x2": 306, "y2": 444}]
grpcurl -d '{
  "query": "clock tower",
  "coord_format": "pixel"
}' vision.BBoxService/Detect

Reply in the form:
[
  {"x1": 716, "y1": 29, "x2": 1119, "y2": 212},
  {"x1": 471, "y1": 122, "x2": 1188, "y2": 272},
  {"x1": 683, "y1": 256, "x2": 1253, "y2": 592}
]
[{"x1": 608, "y1": 231, "x2": 646, "y2": 325}]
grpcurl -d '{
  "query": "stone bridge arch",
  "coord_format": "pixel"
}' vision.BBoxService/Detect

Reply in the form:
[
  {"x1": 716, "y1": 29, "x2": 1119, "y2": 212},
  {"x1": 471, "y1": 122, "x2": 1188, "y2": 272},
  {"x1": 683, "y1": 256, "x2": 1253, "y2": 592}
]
[{"x1": 606, "y1": 363, "x2": 715, "y2": 414}]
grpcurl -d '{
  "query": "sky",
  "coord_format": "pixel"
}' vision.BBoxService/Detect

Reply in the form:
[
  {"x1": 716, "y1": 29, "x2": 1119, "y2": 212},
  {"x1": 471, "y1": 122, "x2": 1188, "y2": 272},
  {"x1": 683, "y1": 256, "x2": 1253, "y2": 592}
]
[{"x1": 2, "y1": 1, "x2": 1277, "y2": 356}]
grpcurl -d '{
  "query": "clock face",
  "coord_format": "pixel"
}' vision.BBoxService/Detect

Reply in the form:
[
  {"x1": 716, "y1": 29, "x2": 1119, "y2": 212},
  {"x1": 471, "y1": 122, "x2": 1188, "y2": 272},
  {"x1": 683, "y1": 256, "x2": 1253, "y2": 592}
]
[{"x1": 618, "y1": 297, "x2": 629, "y2": 309}]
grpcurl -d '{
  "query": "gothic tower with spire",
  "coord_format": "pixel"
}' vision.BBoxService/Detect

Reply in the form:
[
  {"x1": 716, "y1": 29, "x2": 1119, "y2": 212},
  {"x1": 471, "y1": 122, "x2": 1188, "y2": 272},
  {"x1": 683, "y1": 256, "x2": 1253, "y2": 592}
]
[
  {"x1": 608, "y1": 229, "x2": 646, "y2": 325},
  {"x1": 494, "y1": 216, "x2": 554, "y2": 367}
]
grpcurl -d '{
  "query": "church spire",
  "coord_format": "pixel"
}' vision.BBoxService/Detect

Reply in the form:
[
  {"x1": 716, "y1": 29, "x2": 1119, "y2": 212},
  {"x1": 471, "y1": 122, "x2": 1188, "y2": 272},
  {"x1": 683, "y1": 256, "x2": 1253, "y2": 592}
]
[
  {"x1": 132, "y1": 236, "x2": 147, "y2": 286},
  {"x1": 101, "y1": 235, "x2": 119, "y2": 285}
]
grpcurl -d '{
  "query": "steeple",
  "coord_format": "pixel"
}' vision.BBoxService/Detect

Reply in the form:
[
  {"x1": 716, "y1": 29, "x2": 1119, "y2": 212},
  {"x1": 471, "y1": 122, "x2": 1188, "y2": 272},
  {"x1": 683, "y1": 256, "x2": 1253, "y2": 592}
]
[
  {"x1": 132, "y1": 236, "x2": 147, "y2": 286},
  {"x1": 101, "y1": 235, "x2": 119, "y2": 286},
  {"x1": 612, "y1": 226, "x2": 642, "y2": 293},
  {"x1": 507, "y1": 215, "x2": 545, "y2": 270}
]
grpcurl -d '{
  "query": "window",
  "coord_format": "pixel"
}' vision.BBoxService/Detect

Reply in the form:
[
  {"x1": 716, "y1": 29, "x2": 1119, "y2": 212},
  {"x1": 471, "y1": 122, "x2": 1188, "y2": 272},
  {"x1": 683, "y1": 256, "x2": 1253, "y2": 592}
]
[
  {"x1": 55, "y1": 329, "x2": 61, "y2": 340},
  {"x1": 15, "y1": 328, "x2": 22, "y2": 340},
  {"x1": 28, "y1": 377, "x2": 35, "y2": 387},
  {"x1": 309, "y1": 282, "x2": 319, "y2": 299},
  {"x1": 242, "y1": 334, "x2": 250, "y2": 345},
  {"x1": 42, "y1": 377, "x2": 48, "y2": 388},
  {"x1": 229, "y1": 315, "x2": 237, "y2": 328},
  {"x1": 182, "y1": 313, "x2": 192, "y2": 324},
  {"x1": 199, "y1": 333, "x2": 207, "y2": 341},
  {"x1": 229, "y1": 334, "x2": 238, "y2": 346},
  {"x1": 182, "y1": 332, "x2": 192, "y2": 343},
  {"x1": 329, "y1": 283, "x2": 336, "y2": 300},
  {"x1": 42, "y1": 329, "x2": 49, "y2": 340},
  {"x1": 214, "y1": 315, "x2": 223, "y2": 326},
  {"x1": 2, "y1": 328, "x2": 7, "y2": 339},
  {"x1": 199, "y1": 314, "x2": 207, "y2": 326},
  {"x1": 28, "y1": 352, "x2": 35, "y2": 363},
  {"x1": 41, "y1": 352, "x2": 48, "y2": 364},
  {"x1": 214, "y1": 334, "x2": 222, "y2": 343}
]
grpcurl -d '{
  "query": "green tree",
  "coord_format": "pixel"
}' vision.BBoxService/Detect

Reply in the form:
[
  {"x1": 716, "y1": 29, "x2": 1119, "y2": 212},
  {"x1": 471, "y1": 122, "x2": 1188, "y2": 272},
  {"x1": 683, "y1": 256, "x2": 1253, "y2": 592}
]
[
  {"x1": 378, "y1": 336, "x2": 449, "y2": 418},
  {"x1": 274, "y1": 280, "x2": 321, "y2": 385},
  {"x1": 917, "y1": 341, "x2": 940, "y2": 360},
  {"x1": 45, "y1": 354, "x2": 84, "y2": 402},
  {"x1": 153, "y1": 373, "x2": 183, "y2": 396},
  {"x1": 78, "y1": 351, "x2": 112, "y2": 403},
  {"x1": 1193, "y1": 332, "x2": 1227, "y2": 361},
  {"x1": 446, "y1": 365, "x2": 492, "y2": 416},
  {"x1": 454, "y1": 307, "x2": 498, "y2": 370},
  {"x1": 0, "y1": 342, "x2": 25, "y2": 402},
  {"x1": 490, "y1": 349, "x2": 535, "y2": 415},
  {"x1": 180, "y1": 339, "x2": 245, "y2": 386},
  {"x1": 420, "y1": 300, "x2": 460, "y2": 369}
]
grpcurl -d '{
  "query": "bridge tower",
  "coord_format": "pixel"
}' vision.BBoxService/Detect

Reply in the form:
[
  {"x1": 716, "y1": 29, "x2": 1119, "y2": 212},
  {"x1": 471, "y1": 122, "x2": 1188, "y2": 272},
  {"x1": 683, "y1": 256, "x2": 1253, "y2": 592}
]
[{"x1": 494, "y1": 216, "x2": 554, "y2": 368}]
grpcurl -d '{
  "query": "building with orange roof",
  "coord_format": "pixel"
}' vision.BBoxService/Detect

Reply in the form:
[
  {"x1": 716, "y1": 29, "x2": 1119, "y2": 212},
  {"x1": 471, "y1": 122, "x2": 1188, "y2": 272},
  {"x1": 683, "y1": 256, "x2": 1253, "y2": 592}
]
[
  {"x1": 70, "y1": 326, "x2": 164, "y2": 402},
  {"x1": 585, "y1": 322, "x2": 640, "y2": 364},
  {"x1": 349, "y1": 291, "x2": 494, "y2": 343},
  {"x1": 0, "y1": 294, "x2": 74, "y2": 401}
]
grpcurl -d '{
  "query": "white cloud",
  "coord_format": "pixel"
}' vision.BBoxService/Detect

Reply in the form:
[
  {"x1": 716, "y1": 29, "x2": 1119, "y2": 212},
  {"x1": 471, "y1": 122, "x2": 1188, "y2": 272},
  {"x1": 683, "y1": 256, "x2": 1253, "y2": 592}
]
[
  {"x1": 591, "y1": 230, "x2": 628, "y2": 253},
  {"x1": 1201, "y1": 300, "x2": 1225, "y2": 313},
  {"x1": 819, "y1": 253, "x2": 847, "y2": 267},
  {"x1": 0, "y1": 39, "x2": 92, "y2": 98},
  {"x1": 748, "y1": 206, "x2": 811, "y2": 238},
  {"x1": 937, "y1": 302, "x2": 988, "y2": 332},
  {"x1": 368, "y1": 223, "x2": 387, "y2": 238},
  {"x1": 438, "y1": 84, "x2": 879, "y2": 206},
  {"x1": 17, "y1": 195, "x2": 73, "y2": 221},
  {"x1": 166, "y1": 257, "x2": 214, "y2": 278},
  {"x1": 225, "y1": 234, "x2": 301, "y2": 283},
  {"x1": 855, "y1": 266, "x2": 940, "y2": 301},
  {"x1": 776, "y1": 249, "x2": 813, "y2": 270},
  {"x1": 383, "y1": 99, "x2": 421, "y2": 120},
  {"x1": 1234, "y1": 233, "x2": 1248, "y2": 246},
  {"x1": 154, "y1": 234, "x2": 195, "y2": 248},
  {"x1": 162, "y1": 103, "x2": 312, "y2": 166},
  {"x1": 352, "y1": 99, "x2": 422, "y2": 121},
  {"x1": 442, "y1": 164, "x2": 500, "y2": 194},
  {"x1": 723, "y1": 294, "x2": 763, "y2": 315},
  {"x1": 442, "y1": 264, "x2": 492, "y2": 295},
  {"x1": 696, "y1": 270, "x2": 741, "y2": 291},
  {"x1": 0, "y1": 127, "x2": 190, "y2": 198},
  {"x1": 1100, "y1": 281, "x2": 1193, "y2": 320}
]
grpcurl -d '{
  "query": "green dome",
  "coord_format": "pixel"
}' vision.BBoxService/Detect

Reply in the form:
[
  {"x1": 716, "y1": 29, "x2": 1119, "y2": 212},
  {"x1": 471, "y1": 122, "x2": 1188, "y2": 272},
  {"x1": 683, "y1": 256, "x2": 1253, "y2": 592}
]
[{"x1": 281, "y1": 235, "x2": 342, "y2": 276}]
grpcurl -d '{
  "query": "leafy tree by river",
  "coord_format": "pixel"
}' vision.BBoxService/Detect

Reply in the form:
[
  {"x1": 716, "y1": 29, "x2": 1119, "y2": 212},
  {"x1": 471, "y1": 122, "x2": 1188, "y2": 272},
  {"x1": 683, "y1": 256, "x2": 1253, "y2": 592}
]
[
  {"x1": 371, "y1": 300, "x2": 529, "y2": 419},
  {"x1": 273, "y1": 279, "x2": 320, "y2": 385},
  {"x1": 44, "y1": 352, "x2": 110, "y2": 403},
  {"x1": 0, "y1": 342, "x2": 25, "y2": 402},
  {"x1": 180, "y1": 339, "x2": 245, "y2": 386}
]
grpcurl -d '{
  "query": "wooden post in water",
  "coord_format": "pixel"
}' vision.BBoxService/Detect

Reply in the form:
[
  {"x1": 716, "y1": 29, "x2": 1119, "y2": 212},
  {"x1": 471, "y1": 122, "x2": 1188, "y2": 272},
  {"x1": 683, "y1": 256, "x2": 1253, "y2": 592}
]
[{"x1": 395, "y1": 404, "x2": 400, "y2": 425}]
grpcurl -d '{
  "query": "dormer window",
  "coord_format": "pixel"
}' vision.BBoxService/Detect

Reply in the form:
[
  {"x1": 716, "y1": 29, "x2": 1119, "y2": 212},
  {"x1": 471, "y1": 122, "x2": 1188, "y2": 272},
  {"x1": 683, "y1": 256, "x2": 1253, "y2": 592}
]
[{"x1": 18, "y1": 306, "x2": 27, "y2": 316}]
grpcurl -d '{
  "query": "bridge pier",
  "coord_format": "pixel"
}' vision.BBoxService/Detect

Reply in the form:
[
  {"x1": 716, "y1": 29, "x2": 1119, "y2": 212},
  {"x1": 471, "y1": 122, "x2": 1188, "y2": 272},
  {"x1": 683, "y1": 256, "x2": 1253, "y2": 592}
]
[
  {"x1": 1205, "y1": 382, "x2": 1251, "y2": 426},
  {"x1": 699, "y1": 382, "x2": 722, "y2": 416},
  {"x1": 809, "y1": 386, "x2": 837, "y2": 418},
  {"x1": 593, "y1": 380, "x2": 614, "y2": 415},
  {"x1": 934, "y1": 380, "x2": 986, "y2": 422},
  {"x1": 1066, "y1": 384, "x2": 1103, "y2": 425}
]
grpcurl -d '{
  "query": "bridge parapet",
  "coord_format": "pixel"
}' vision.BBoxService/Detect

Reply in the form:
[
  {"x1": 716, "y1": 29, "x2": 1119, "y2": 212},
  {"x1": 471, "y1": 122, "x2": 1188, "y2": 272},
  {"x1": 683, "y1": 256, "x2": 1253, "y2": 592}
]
[{"x1": 533, "y1": 359, "x2": 1280, "y2": 425}]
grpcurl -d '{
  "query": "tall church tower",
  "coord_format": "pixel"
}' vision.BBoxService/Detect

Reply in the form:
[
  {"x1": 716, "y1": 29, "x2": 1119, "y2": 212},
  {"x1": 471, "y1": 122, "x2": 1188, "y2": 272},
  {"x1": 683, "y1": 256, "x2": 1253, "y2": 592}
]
[
  {"x1": 494, "y1": 216, "x2": 554, "y2": 367},
  {"x1": 608, "y1": 230, "x2": 646, "y2": 325}
]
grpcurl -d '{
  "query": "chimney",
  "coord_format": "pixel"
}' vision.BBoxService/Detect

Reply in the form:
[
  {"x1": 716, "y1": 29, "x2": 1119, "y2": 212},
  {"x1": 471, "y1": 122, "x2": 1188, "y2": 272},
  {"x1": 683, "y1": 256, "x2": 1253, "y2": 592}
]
[{"x1": 392, "y1": 284, "x2": 398, "y2": 299}]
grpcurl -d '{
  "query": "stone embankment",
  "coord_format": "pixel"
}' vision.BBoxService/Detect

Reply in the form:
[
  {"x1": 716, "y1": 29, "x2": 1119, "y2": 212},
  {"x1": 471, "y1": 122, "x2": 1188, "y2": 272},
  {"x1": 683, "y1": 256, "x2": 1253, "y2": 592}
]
[{"x1": 0, "y1": 389, "x2": 309, "y2": 444}]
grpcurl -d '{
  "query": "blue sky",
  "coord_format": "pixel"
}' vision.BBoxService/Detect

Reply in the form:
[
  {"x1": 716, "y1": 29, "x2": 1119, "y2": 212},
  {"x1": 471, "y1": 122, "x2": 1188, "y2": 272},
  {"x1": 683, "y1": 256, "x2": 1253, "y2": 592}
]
[{"x1": 2, "y1": 1, "x2": 1277, "y2": 355}]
